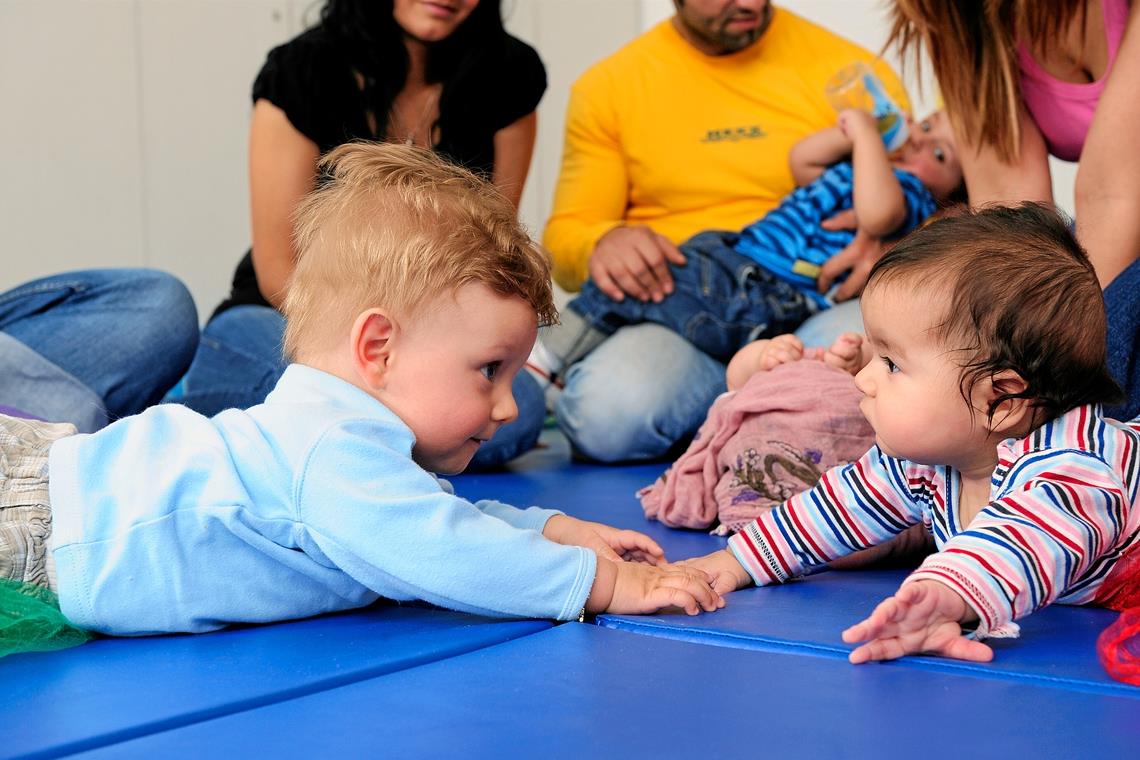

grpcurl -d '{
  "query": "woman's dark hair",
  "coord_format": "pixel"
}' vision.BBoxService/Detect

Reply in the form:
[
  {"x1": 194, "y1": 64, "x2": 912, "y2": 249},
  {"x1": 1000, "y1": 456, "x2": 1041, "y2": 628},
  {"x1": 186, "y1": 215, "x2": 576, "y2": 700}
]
[{"x1": 320, "y1": 0, "x2": 508, "y2": 143}]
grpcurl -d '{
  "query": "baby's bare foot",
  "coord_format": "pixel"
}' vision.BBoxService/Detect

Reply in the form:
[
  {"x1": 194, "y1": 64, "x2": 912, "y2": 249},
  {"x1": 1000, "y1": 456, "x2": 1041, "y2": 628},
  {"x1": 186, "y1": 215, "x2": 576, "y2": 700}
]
[{"x1": 822, "y1": 333, "x2": 866, "y2": 376}]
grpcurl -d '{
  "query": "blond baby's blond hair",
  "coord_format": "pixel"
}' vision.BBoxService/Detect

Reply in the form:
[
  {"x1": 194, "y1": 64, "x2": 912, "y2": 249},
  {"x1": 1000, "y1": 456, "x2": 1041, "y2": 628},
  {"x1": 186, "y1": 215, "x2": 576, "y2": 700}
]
[{"x1": 282, "y1": 142, "x2": 556, "y2": 360}]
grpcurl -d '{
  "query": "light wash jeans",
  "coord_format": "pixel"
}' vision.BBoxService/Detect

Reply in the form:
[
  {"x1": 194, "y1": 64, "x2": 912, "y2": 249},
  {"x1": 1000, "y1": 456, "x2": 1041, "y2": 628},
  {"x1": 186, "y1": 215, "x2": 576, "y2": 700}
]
[
  {"x1": 793, "y1": 298, "x2": 864, "y2": 347},
  {"x1": 172, "y1": 304, "x2": 544, "y2": 468},
  {"x1": 552, "y1": 323, "x2": 727, "y2": 462},
  {"x1": 0, "y1": 269, "x2": 198, "y2": 432}
]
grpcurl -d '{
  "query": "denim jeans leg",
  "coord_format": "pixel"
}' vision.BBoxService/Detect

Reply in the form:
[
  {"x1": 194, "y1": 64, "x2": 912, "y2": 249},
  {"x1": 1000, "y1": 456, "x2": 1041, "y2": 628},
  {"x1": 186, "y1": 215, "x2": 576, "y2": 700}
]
[
  {"x1": 555, "y1": 323, "x2": 726, "y2": 462},
  {"x1": 0, "y1": 269, "x2": 199, "y2": 426},
  {"x1": 1105, "y1": 257, "x2": 1140, "y2": 420},
  {"x1": 794, "y1": 298, "x2": 864, "y2": 348},
  {"x1": 569, "y1": 231, "x2": 810, "y2": 363},
  {"x1": 172, "y1": 305, "x2": 288, "y2": 416}
]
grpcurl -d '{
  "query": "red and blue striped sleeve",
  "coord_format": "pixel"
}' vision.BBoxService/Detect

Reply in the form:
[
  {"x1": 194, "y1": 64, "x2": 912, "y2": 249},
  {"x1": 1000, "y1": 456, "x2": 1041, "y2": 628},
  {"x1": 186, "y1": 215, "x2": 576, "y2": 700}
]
[{"x1": 727, "y1": 446, "x2": 927, "y2": 585}]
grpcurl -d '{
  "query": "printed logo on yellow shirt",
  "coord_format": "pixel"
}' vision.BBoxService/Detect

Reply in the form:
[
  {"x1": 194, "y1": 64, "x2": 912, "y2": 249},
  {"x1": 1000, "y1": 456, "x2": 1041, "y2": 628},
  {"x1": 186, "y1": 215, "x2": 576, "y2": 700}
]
[{"x1": 701, "y1": 125, "x2": 767, "y2": 143}]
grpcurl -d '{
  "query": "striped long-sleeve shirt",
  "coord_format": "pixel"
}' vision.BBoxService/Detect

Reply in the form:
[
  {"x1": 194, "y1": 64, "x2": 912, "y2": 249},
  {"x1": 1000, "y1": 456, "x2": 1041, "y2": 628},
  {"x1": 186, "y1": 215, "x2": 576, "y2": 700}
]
[{"x1": 727, "y1": 404, "x2": 1140, "y2": 636}]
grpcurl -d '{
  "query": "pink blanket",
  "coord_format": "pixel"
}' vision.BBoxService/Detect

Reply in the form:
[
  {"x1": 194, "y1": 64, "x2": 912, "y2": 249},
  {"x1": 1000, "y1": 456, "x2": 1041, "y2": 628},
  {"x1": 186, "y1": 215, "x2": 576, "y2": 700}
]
[{"x1": 640, "y1": 359, "x2": 873, "y2": 532}]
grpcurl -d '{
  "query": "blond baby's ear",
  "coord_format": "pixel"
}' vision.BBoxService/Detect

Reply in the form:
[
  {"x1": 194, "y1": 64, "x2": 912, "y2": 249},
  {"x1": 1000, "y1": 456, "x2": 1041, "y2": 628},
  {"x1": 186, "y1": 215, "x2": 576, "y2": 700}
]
[
  {"x1": 350, "y1": 309, "x2": 397, "y2": 390},
  {"x1": 981, "y1": 369, "x2": 1032, "y2": 436}
]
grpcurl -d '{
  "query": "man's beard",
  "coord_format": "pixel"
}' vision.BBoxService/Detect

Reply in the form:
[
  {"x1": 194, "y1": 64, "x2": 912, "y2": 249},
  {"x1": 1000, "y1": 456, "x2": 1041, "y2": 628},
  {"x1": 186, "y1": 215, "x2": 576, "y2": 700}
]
[{"x1": 680, "y1": 2, "x2": 772, "y2": 54}]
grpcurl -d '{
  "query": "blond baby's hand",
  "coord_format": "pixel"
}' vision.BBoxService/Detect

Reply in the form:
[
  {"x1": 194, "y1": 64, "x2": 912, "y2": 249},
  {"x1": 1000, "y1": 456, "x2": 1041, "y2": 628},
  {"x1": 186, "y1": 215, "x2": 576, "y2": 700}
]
[
  {"x1": 842, "y1": 580, "x2": 993, "y2": 664},
  {"x1": 675, "y1": 549, "x2": 753, "y2": 595},
  {"x1": 543, "y1": 515, "x2": 665, "y2": 565},
  {"x1": 608, "y1": 561, "x2": 724, "y2": 616}
]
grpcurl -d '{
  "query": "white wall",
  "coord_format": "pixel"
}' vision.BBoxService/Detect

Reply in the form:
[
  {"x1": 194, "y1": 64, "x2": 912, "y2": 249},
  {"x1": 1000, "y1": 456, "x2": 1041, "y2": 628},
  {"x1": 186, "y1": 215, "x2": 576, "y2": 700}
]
[{"x1": 0, "y1": 0, "x2": 1077, "y2": 320}]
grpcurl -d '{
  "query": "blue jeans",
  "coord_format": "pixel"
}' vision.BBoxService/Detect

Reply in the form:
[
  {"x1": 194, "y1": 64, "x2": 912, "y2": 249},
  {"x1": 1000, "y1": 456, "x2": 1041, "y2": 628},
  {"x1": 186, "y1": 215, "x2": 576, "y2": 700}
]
[
  {"x1": 554, "y1": 323, "x2": 727, "y2": 463},
  {"x1": 0, "y1": 269, "x2": 198, "y2": 432},
  {"x1": 568, "y1": 231, "x2": 813, "y2": 363},
  {"x1": 172, "y1": 304, "x2": 543, "y2": 468},
  {"x1": 1105, "y1": 258, "x2": 1140, "y2": 420}
]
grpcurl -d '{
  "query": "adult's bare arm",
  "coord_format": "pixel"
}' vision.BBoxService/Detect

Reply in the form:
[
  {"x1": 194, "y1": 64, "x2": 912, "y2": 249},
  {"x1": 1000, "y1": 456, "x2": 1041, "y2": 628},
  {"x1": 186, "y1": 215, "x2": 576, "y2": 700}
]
[
  {"x1": 956, "y1": 104, "x2": 1053, "y2": 208},
  {"x1": 248, "y1": 100, "x2": 320, "y2": 308},
  {"x1": 491, "y1": 111, "x2": 538, "y2": 209},
  {"x1": 1075, "y1": 1, "x2": 1140, "y2": 286}
]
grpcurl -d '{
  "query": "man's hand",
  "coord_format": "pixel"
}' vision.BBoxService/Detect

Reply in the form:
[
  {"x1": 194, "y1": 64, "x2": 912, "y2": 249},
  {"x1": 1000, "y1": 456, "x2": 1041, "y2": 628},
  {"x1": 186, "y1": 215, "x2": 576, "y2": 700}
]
[
  {"x1": 589, "y1": 225, "x2": 686, "y2": 302},
  {"x1": 674, "y1": 549, "x2": 753, "y2": 595},
  {"x1": 841, "y1": 579, "x2": 993, "y2": 664},
  {"x1": 544, "y1": 514, "x2": 666, "y2": 565},
  {"x1": 818, "y1": 210, "x2": 888, "y2": 301}
]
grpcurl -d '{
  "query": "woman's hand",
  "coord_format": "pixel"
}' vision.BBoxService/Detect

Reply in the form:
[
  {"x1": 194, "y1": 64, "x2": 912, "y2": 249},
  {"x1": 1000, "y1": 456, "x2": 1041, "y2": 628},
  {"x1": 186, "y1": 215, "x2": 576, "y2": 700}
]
[{"x1": 817, "y1": 210, "x2": 886, "y2": 301}]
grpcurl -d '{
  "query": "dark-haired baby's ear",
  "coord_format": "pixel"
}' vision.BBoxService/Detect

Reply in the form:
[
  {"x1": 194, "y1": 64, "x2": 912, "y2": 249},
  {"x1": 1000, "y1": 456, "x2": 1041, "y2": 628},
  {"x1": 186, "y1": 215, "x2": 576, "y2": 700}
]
[
  {"x1": 352, "y1": 309, "x2": 397, "y2": 389},
  {"x1": 983, "y1": 370, "x2": 1032, "y2": 436}
]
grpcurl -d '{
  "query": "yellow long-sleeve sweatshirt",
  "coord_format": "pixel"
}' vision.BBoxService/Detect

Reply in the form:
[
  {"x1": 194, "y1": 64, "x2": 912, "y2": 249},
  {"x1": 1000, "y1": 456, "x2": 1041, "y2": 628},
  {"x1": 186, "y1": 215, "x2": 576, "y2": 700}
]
[{"x1": 543, "y1": 9, "x2": 910, "y2": 291}]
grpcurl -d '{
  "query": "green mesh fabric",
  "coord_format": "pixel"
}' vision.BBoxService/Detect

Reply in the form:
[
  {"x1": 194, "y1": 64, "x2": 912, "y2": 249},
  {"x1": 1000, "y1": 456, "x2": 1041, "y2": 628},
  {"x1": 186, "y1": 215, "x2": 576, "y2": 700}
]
[{"x1": 0, "y1": 578, "x2": 92, "y2": 658}]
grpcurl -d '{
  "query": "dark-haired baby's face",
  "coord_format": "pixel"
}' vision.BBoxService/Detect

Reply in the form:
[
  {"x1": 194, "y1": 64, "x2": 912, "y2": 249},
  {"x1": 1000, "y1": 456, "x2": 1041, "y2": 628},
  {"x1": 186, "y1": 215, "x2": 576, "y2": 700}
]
[{"x1": 854, "y1": 284, "x2": 990, "y2": 470}]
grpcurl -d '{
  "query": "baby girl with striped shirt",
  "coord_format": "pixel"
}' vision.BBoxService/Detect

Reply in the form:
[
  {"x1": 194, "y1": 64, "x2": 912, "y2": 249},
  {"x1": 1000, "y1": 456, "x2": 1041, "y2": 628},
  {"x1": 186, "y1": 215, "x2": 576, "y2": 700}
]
[{"x1": 684, "y1": 202, "x2": 1140, "y2": 663}]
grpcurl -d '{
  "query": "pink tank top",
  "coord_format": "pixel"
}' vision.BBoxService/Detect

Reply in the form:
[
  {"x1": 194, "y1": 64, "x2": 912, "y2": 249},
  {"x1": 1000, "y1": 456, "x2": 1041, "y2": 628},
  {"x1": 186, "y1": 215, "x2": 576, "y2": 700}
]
[{"x1": 1018, "y1": 0, "x2": 1130, "y2": 161}]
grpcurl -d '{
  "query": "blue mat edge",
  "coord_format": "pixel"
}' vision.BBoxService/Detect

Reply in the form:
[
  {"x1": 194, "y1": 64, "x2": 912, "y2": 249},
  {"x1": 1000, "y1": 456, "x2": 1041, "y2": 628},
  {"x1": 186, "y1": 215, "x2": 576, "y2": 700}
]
[
  {"x1": 595, "y1": 616, "x2": 1140, "y2": 699},
  {"x1": 15, "y1": 620, "x2": 551, "y2": 760}
]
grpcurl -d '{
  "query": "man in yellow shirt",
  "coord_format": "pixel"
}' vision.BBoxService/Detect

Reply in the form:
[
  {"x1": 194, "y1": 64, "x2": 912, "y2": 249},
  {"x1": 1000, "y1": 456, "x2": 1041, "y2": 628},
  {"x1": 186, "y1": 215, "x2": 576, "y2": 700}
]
[{"x1": 534, "y1": 0, "x2": 908, "y2": 462}]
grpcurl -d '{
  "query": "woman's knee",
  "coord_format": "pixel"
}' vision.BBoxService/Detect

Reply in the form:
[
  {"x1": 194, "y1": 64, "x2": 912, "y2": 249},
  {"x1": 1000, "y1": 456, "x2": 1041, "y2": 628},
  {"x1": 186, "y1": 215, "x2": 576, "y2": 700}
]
[{"x1": 130, "y1": 270, "x2": 200, "y2": 374}]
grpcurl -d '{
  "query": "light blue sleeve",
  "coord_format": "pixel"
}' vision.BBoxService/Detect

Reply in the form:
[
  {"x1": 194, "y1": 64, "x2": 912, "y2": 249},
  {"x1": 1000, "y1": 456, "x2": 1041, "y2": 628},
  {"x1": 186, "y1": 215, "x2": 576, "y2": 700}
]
[
  {"x1": 295, "y1": 420, "x2": 595, "y2": 621},
  {"x1": 435, "y1": 476, "x2": 563, "y2": 533}
]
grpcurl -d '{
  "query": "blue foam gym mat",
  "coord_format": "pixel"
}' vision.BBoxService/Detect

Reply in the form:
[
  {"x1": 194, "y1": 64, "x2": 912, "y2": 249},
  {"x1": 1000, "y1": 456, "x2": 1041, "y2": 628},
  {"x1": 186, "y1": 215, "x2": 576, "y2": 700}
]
[
  {"x1": 0, "y1": 605, "x2": 549, "y2": 760},
  {"x1": 452, "y1": 431, "x2": 726, "y2": 562},
  {"x1": 71, "y1": 623, "x2": 1140, "y2": 759},
  {"x1": 599, "y1": 568, "x2": 1136, "y2": 696}
]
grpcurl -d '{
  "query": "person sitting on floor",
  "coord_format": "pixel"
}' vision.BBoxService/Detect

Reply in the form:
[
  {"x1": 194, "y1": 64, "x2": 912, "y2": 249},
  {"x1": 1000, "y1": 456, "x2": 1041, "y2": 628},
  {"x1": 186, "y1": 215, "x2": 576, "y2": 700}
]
[
  {"x1": 526, "y1": 109, "x2": 962, "y2": 389},
  {"x1": 683, "y1": 203, "x2": 1140, "y2": 663},
  {"x1": 0, "y1": 144, "x2": 722, "y2": 656}
]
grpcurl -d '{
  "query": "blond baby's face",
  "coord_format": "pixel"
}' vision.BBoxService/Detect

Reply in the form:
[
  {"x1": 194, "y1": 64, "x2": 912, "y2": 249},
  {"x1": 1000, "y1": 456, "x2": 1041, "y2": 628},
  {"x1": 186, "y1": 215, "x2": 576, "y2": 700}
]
[
  {"x1": 379, "y1": 283, "x2": 537, "y2": 474},
  {"x1": 854, "y1": 283, "x2": 985, "y2": 469}
]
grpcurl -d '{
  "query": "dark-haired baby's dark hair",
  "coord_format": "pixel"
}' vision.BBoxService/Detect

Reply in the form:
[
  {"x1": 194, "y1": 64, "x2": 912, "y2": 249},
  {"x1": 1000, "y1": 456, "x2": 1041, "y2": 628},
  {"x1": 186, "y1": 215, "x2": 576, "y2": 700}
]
[{"x1": 866, "y1": 202, "x2": 1122, "y2": 425}]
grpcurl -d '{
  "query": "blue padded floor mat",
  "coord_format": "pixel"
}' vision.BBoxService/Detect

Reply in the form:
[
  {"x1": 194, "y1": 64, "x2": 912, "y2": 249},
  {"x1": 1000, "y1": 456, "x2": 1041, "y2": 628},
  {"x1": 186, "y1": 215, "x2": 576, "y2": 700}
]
[
  {"x1": 0, "y1": 605, "x2": 549, "y2": 760},
  {"x1": 72, "y1": 623, "x2": 1140, "y2": 759},
  {"x1": 452, "y1": 430, "x2": 726, "y2": 562},
  {"x1": 458, "y1": 432, "x2": 1134, "y2": 696},
  {"x1": 599, "y1": 568, "x2": 1136, "y2": 697}
]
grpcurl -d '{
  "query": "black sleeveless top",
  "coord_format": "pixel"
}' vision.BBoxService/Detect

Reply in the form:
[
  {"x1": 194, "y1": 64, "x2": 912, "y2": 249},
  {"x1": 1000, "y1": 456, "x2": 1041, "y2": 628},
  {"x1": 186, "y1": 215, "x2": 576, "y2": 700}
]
[{"x1": 213, "y1": 26, "x2": 546, "y2": 318}]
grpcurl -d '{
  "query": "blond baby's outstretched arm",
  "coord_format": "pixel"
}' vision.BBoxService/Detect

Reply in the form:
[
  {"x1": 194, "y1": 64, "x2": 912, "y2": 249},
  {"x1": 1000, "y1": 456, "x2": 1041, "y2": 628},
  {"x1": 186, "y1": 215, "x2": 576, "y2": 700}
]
[{"x1": 842, "y1": 579, "x2": 993, "y2": 663}]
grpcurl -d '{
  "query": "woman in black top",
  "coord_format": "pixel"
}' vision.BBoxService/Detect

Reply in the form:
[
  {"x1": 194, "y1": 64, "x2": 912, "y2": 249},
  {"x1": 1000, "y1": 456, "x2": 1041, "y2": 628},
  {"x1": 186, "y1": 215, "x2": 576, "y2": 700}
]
[{"x1": 172, "y1": 0, "x2": 548, "y2": 466}]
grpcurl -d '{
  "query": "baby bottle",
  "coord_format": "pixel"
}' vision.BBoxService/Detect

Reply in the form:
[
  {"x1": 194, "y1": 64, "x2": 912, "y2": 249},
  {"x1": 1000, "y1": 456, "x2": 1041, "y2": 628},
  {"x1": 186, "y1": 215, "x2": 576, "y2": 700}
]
[{"x1": 824, "y1": 62, "x2": 909, "y2": 152}]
